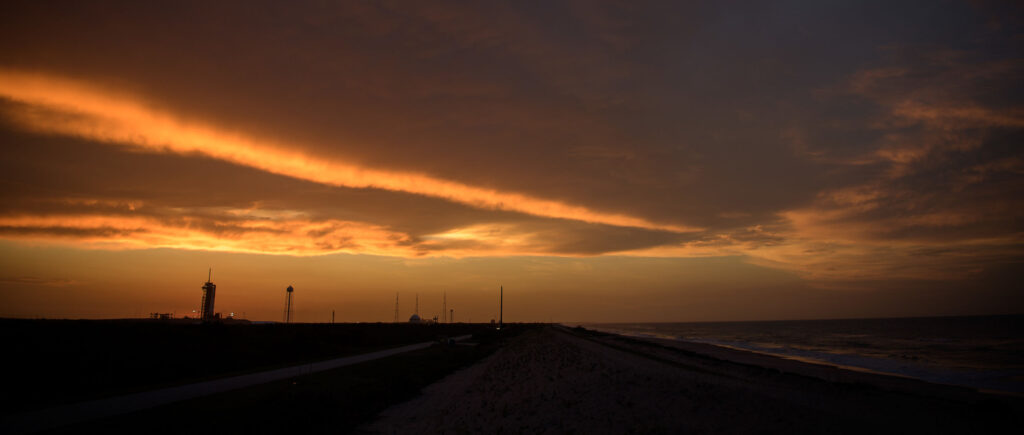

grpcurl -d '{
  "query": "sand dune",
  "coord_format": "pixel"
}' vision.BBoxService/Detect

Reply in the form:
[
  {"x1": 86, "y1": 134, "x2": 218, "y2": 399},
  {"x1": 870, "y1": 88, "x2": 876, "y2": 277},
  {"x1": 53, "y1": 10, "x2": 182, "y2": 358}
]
[{"x1": 362, "y1": 326, "x2": 1022, "y2": 434}]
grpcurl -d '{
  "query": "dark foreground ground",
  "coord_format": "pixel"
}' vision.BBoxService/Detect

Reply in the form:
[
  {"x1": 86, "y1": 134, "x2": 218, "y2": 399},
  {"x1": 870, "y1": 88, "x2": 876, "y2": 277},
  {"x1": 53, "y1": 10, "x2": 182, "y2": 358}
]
[
  {"x1": 6, "y1": 321, "x2": 1023, "y2": 434},
  {"x1": 45, "y1": 324, "x2": 528, "y2": 434},
  {"x1": 0, "y1": 319, "x2": 506, "y2": 416}
]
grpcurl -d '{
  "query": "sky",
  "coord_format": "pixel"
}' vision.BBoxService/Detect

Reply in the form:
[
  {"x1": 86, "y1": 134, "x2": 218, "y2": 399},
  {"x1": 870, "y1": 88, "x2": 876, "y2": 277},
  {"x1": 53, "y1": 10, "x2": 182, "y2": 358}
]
[{"x1": 0, "y1": 1, "x2": 1022, "y2": 322}]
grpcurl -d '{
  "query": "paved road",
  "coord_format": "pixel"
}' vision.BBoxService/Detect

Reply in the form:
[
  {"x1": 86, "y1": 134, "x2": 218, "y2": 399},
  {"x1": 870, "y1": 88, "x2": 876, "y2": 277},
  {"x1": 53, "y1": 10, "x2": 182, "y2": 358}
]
[{"x1": 1, "y1": 335, "x2": 471, "y2": 434}]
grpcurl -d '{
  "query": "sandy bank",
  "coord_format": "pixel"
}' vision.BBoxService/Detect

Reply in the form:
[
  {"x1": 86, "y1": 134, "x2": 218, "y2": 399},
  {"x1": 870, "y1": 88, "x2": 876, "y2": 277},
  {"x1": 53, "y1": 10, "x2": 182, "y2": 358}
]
[{"x1": 362, "y1": 326, "x2": 1023, "y2": 434}]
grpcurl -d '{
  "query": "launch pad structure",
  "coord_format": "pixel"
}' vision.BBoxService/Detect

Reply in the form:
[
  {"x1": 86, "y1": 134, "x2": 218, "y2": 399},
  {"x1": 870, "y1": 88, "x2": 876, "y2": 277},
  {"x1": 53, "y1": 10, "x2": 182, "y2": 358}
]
[{"x1": 200, "y1": 269, "x2": 216, "y2": 322}]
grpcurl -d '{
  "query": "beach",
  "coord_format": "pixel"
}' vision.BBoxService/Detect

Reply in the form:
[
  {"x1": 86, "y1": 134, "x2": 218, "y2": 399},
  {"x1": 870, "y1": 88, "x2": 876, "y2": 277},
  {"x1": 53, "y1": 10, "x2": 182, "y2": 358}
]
[{"x1": 363, "y1": 325, "x2": 1023, "y2": 434}]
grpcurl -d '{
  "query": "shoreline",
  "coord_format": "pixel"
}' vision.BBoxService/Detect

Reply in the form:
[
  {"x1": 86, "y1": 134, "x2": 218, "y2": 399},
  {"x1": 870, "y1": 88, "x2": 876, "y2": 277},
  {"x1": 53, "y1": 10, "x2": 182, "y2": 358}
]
[
  {"x1": 661, "y1": 339, "x2": 1024, "y2": 399},
  {"x1": 581, "y1": 322, "x2": 1024, "y2": 397},
  {"x1": 363, "y1": 325, "x2": 1024, "y2": 433},
  {"x1": 599, "y1": 329, "x2": 1016, "y2": 401}
]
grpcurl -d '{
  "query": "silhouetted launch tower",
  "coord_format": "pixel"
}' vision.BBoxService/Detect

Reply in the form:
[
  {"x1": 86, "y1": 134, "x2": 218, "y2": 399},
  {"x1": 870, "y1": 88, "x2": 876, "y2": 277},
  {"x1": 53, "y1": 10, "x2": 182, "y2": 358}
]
[
  {"x1": 200, "y1": 269, "x2": 216, "y2": 322},
  {"x1": 499, "y1": 285, "x2": 503, "y2": 330},
  {"x1": 284, "y1": 285, "x2": 294, "y2": 323}
]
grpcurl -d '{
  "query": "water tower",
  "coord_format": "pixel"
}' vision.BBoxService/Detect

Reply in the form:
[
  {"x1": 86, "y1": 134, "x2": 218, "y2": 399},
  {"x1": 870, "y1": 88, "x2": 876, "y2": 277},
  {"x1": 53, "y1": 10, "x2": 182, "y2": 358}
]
[{"x1": 284, "y1": 285, "x2": 294, "y2": 323}]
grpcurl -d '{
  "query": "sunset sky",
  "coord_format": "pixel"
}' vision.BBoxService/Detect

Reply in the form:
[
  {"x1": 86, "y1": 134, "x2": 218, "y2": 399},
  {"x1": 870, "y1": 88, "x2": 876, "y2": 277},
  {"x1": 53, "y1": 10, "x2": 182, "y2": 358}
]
[{"x1": 1, "y1": 1, "x2": 1021, "y2": 322}]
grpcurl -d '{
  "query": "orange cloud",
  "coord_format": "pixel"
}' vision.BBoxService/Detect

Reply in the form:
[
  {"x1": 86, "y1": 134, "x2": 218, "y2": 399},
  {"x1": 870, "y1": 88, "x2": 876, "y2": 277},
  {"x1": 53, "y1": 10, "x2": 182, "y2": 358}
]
[
  {"x1": 1, "y1": 198, "x2": 685, "y2": 258},
  {"x1": 0, "y1": 69, "x2": 697, "y2": 234},
  {"x1": 0, "y1": 213, "x2": 422, "y2": 257}
]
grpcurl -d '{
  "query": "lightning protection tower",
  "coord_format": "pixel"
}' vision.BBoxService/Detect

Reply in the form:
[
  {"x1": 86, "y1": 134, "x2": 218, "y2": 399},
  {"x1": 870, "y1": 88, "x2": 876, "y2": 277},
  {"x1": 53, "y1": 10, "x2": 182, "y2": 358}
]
[
  {"x1": 393, "y1": 292, "x2": 399, "y2": 323},
  {"x1": 284, "y1": 285, "x2": 294, "y2": 323},
  {"x1": 200, "y1": 269, "x2": 216, "y2": 322}
]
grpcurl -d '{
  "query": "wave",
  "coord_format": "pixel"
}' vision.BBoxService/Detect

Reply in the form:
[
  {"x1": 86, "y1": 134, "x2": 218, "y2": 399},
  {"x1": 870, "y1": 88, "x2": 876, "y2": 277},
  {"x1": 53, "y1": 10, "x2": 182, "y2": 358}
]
[{"x1": 583, "y1": 315, "x2": 1024, "y2": 394}]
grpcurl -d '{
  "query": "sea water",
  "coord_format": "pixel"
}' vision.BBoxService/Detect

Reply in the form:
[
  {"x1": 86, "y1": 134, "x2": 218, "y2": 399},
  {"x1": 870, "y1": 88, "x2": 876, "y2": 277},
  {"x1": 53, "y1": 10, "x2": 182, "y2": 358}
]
[{"x1": 582, "y1": 315, "x2": 1024, "y2": 394}]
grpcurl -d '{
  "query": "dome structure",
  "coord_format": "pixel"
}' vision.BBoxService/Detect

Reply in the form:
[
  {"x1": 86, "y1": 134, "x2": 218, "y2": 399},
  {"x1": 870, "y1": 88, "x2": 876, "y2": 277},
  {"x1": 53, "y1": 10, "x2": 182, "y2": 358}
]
[{"x1": 409, "y1": 314, "x2": 421, "y2": 324}]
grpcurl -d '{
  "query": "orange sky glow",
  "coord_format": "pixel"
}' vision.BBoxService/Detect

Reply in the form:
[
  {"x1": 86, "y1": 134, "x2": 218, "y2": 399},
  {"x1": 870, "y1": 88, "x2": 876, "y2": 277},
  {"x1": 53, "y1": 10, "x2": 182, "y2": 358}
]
[{"x1": 1, "y1": 1, "x2": 1021, "y2": 322}]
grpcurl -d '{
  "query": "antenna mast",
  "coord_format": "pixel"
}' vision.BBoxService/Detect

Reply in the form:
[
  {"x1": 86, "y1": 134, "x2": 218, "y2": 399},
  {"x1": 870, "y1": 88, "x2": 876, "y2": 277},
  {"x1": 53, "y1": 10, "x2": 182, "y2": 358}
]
[
  {"x1": 443, "y1": 291, "x2": 447, "y2": 323},
  {"x1": 393, "y1": 293, "x2": 399, "y2": 323}
]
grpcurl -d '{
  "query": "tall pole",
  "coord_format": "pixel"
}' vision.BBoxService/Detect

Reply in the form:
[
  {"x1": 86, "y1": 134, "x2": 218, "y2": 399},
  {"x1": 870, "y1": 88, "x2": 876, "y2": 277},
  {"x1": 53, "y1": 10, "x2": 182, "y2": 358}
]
[
  {"x1": 394, "y1": 293, "x2": 399, "y2": 323},
  {"x1": 499, "y1": 285, "x2": 503, "y2": 329},
  {"x1": 285, "y1": 285, "x2": 294, "y2": 323},
  {"x1": 332, "y1": 309, "x2": 335, "y2": 324},
  {"x1": 443, "y1": 291, "x2": 447, "y2": 323}
]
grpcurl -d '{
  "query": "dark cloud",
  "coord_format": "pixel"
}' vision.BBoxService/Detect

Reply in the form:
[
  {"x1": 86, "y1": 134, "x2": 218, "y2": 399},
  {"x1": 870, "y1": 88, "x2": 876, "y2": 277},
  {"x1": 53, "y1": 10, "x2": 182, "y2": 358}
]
[
  {"x1": 792, "y1": 48, "x2": 1024, "y2": 245},
  {"x1": 0, "y1": 226, "x2": 143, "y2": 238},
  {"x1": 0, "y1": 0, "x2": 1021, "y2": 286},
  {"x1": 0, "y1": 276, "x2": 78, "y2": 287}
]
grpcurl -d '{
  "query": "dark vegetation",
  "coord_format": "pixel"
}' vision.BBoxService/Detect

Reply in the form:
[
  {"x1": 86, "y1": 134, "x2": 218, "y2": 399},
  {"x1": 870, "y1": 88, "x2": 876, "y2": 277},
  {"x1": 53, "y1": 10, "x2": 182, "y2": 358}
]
[
  {"x1": 571, "y1": 325, "x2": 609, "y2": 337},
  {"x1": 50, "y1": 323, "x2": 534, "y2": 434},
  {"x1": 1, "y1": 318, "x2": 506, "y2": 415}
]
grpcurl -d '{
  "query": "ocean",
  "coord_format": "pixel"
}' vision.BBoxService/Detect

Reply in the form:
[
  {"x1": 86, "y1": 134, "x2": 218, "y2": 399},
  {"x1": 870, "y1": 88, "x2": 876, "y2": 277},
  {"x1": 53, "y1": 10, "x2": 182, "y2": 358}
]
[{"x1": 582, "y1": 315, "x2": 1024, "y2": 394}]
